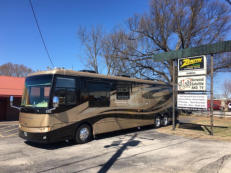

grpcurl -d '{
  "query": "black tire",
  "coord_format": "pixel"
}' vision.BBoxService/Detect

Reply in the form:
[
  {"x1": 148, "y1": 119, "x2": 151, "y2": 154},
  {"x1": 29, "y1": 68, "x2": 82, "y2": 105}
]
[
  {"x1": 162, "y1": 115, "x2": 169, "y2": 126},
  {"x1": 154, "y1": 116, "x2": 161, "y2": 128},
  {"x1": 75, "y1": 124, "x2": 92, "y2": 144}
]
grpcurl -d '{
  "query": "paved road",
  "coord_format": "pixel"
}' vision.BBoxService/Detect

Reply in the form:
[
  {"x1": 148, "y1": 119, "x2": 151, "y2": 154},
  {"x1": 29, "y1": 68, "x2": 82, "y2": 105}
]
[
  {"x1": 0, "y1": 123, "x2": 231, "y2": 173},
  {"x1": 0, "y1": 121, "x2": 18, "y2": 138}
]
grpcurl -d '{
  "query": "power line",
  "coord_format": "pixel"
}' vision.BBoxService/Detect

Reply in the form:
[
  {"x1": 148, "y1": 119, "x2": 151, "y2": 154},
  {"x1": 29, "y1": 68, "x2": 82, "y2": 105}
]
[{"x1": 29, "y1": 0, "x2": 55, "y2": 68}]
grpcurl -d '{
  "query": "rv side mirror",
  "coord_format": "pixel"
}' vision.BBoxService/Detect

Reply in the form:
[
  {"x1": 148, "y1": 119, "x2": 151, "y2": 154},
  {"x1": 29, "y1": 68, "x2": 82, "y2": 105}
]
[
  {"x1": 53, "y1": 96, "x2": 59, "y2": 108},
  {"x1": 10, "y1": 96, "x2": 14, "y2": 106},
  {"x1": 9, "y1": 95, "x2": 21, "y2": 110}
]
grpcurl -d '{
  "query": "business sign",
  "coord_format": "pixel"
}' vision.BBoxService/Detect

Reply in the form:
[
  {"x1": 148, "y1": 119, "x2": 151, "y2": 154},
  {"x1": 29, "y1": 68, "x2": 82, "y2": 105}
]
[
  {"x1": 178, "y1": 76, "x2": 206, "y2": 91},
  {"x1": 177, "y1": 94, "x2": 207, "y2": 110},
  {"x1": 178, "y1": 55, "x2": 207, "y2": 76}
]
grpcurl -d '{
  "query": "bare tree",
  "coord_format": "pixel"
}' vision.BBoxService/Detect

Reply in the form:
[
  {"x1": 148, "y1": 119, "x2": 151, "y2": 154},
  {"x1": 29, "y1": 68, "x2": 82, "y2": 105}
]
[
  {"x1": 102, "y1": 0, "x2": 231, "y2": 82},
  {"x1": 207, "y1": 52, "x2": 231, "y2": 75},
  {"x1": 0, "y1": 62, "x2": 33, "y2": 77},
  {"x1": 226, "y1": 0, "x2": 231, "y2": 5},
  {"x1": 223, "y1": 80, "x2": 231, "y2": 99},
  {"x1": 101, "y1": 29, "x2": 139, "y2": 76},
  {"x1": 101, "y1": 35, "x2": 118, "y2": 75},
  {"x1": 77, "y1": 26, "x2": 104, "y2": 73}
]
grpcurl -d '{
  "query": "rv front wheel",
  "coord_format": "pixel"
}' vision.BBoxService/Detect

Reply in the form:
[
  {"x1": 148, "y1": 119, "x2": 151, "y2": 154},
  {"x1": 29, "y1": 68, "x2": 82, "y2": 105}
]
[{"x1": 75, "y1": 124, "x2": 92, "y2": 144}]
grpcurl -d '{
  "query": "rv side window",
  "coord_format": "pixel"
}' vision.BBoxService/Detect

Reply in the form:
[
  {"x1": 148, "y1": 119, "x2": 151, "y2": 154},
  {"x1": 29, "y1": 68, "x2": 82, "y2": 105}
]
[
  {"x1": 55, "y1": 77, "x2": 76, "y2": 105},
  {"x1": 56, "y1": 77, "x2": 75, "y2": 88},
  {"x1": 116, "y1": 85, "x2": 130, "y2": 100},
  {"x1": 87, "y1": 81, "x2": 110, "y2": 107}
]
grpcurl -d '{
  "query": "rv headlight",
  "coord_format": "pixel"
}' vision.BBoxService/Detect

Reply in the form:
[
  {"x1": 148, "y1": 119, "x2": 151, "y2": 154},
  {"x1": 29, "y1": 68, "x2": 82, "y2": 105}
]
[{"x1": 41, "y1": 127, "x2": 51, "y2": 132}]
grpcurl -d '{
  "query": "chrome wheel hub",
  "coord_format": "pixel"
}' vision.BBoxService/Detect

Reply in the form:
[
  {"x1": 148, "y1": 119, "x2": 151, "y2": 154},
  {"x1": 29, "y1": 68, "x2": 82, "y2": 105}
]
[
  {"x1": 163, "y1": 117, "x2": 168, "y2": 125},
  {"x1": 156, "y1": 118, "x2": 160, "y2": 127},
  {"x1": 79, "y1": 128, "x2": 89, "y2": 141}
]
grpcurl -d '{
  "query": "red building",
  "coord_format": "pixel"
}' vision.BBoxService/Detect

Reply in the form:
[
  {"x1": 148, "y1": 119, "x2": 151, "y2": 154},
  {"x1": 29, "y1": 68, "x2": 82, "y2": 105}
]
[{"x1": 0, "y1": 76, "x2": 25, "y2": 121}]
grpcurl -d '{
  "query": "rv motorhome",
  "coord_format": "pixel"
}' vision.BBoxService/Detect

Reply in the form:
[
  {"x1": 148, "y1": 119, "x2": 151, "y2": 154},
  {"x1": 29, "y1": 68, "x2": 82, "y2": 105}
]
[{"x1": 10, "y1": 69, "x2": 176, "y2": 144}]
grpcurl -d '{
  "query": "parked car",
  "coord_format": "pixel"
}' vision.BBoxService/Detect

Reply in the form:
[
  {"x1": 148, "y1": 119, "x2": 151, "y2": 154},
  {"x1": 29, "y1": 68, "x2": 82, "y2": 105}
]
[
  {"x1": 228, "y1": 103, "x2": 231, "y2": 111},
  {"x1": 207, "y1": 103, "x2": 223, "y2": 111}
]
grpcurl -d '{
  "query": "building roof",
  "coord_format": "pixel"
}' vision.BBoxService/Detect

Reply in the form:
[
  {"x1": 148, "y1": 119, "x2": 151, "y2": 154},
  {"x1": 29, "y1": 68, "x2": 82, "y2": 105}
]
[{"x1": 0, "y1": 76, "x2": 25, "y2": 97}]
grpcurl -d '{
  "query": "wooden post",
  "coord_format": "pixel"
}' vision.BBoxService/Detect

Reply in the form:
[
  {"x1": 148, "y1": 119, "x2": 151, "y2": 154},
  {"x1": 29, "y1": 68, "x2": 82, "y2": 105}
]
[
  {"x1": 172, "y1": 59, "x2": 176, "y2": 130},
  {"x1": 210, "y1": 54, "x2": 214, "y2": 135}
]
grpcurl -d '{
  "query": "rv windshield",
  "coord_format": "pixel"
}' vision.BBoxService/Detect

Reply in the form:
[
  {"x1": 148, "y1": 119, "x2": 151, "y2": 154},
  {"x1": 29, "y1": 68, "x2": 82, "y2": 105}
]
[{"x1": 21, "y1": 75, "x2": 53, "y2": 108}]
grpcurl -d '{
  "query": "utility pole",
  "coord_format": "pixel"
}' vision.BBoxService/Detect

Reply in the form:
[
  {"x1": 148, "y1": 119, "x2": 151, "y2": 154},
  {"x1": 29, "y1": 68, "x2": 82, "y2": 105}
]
[
  {"x1": 210, "y1": 54, "x2": 214, "y2": 135},
  {"x1": 172, "y1": 59, "x2": 176, "y2": 130}
]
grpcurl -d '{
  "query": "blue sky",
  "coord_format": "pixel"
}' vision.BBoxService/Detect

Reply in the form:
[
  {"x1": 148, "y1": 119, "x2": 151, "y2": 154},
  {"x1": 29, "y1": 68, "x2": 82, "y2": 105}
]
[
  {"x1": 0, "y1": 0, "x2": 149, "y2": 70},
  {"x1": 0, "y1": 0, "x2": 230, "y2": 96}
]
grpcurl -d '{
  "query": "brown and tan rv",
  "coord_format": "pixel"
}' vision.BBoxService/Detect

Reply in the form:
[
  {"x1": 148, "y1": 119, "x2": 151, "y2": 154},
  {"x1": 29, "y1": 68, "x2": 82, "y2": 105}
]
[{"x1": 10, "y1": 69, "x2": 175, "y2": 144}]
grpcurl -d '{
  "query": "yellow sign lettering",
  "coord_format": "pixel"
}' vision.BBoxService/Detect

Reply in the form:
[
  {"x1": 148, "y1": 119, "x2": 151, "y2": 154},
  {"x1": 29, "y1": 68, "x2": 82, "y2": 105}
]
[{"x1": 180, "y1": 58, "x2": 202, "y2": 68}]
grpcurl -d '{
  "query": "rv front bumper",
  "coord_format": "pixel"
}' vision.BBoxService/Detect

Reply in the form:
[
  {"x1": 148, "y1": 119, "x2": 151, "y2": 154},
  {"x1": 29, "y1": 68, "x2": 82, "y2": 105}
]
[{"x1": 19, "y1": 129, "x2": 50, "y2": 143}]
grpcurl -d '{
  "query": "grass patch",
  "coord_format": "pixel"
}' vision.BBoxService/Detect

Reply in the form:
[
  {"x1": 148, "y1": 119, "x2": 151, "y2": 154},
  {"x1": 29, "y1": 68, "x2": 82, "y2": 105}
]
[{"x1": 156, "y1": 115, "x2": 231, "y2": 141}]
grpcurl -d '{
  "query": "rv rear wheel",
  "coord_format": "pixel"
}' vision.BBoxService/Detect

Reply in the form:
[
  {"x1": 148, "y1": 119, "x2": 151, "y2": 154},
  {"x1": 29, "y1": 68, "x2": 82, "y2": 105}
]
[
  {"x1": 162, "y1": 115, "x2": 169, "y2": 126},
  {"x1": 154, "y1": 116, "x2": 161, "y2": 128},
  {"x1": 75, "y1": 124, "x2": 92, "y2": 144}
]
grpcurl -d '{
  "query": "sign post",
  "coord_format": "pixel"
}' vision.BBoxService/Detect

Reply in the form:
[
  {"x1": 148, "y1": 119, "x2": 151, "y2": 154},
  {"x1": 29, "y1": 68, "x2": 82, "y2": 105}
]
[
  {"x1": 177, "y1": 94, "x2": 208, "y2": 110},
  {"x1": 177, "y1": 55, "x2": 208, "y2": 126},
  {"x1": 172, "y1": 60, "x2": 176, "y2": 130},
  {"x1": 210, "y1": 55, "x2": 214, "y2": 135},
  {"x1": 178, "y1": 55, "x2": 207, "y2": 76},
  {"x1": 178, "y1": 76, "x2": 206, "y2": 91},
  {"x1": 152, "y1": 40, "x2": 231, "y2": 136}
]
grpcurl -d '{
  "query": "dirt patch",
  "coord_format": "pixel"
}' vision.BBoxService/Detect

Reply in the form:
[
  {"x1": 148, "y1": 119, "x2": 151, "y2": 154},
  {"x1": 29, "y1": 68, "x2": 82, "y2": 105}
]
[
  {"x1": 156, "y1": 115, "x2": 231, "y2": 141},
  {"x1": 198, "y1": 154, "x2": 231, "y2": 173}
]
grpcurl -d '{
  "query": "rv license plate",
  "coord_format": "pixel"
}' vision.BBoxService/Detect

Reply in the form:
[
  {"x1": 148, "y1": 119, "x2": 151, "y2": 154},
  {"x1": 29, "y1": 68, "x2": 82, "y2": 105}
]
[{"x1": 24, "y1": 132, "x2": 27, "y2": 137}]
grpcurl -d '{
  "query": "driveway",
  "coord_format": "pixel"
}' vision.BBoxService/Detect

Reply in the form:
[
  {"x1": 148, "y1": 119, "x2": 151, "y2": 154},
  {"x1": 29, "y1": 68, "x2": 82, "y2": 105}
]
[
  {"x1": 0, "y1": 125, "x2": 231, "y2": 173},
  {"x1": 0, "y1": 121, "x2": 18, "y2": 138}
]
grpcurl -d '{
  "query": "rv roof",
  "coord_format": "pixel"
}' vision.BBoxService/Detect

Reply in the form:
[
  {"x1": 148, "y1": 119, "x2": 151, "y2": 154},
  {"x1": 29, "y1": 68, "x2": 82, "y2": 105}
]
[{"x1": 27, "y1": 69, "x2": 165, "y2": 85}]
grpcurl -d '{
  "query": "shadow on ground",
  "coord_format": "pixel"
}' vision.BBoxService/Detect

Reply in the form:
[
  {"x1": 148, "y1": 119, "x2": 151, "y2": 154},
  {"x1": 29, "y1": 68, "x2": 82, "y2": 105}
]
[
  {"x1": 178, "y1": 122, "x2": 228, "y2": 135},
  {"x1": 24, "y1": 125, "x2": 154, "y2": 150},
  {"x1": 95, "y1": 125, "x2": 154, "y2": 140},
  {"x1": 25, "y1": 141, "x2": 75, "y2": 150},
  {"x1": 98, "y1": 134, "x2": 140, "y2": 173}
]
